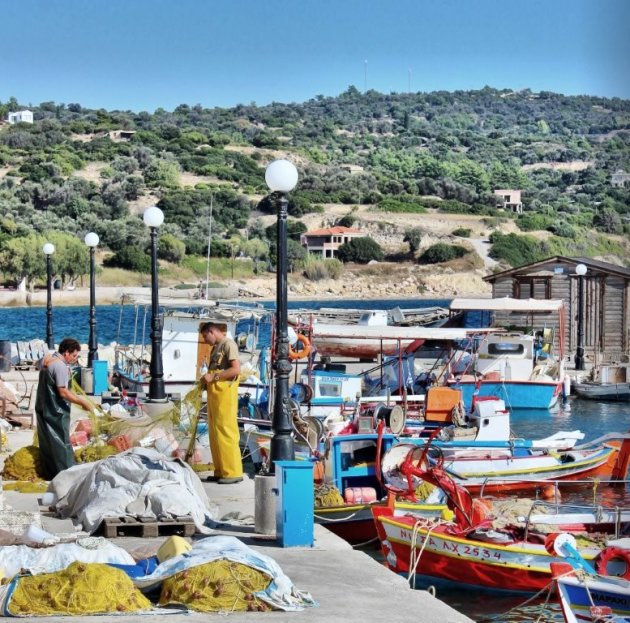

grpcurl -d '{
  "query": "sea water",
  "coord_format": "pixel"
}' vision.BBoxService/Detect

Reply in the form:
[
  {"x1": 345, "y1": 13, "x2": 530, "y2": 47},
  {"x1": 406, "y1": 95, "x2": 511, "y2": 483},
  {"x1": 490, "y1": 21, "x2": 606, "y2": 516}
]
[{"x1": 0, "y1": 298, "x2": 450, "y2": 345}]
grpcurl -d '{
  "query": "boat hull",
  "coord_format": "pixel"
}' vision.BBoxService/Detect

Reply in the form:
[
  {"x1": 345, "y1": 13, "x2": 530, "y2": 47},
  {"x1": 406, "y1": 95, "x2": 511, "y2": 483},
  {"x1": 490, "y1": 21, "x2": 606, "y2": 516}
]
[
  {"x1": 449, "y1": 379, "x2": 562, "y2": 409},
  {"x1": 574, "y1": 382, "x2": 630, "y2": 402},
  {"x1": 373, "y1": 508, "x2": 598, "y2": 593},
  {"x1": 555, "y1": 570, "x2": 630, "y2": 623}
]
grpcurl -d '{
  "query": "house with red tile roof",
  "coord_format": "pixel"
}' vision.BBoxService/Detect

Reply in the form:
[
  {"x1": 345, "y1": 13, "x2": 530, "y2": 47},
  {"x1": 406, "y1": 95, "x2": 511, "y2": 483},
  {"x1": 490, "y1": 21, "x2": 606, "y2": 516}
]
[{"x1": 300, "y1": 226, "x2": 365, "y2": 258}]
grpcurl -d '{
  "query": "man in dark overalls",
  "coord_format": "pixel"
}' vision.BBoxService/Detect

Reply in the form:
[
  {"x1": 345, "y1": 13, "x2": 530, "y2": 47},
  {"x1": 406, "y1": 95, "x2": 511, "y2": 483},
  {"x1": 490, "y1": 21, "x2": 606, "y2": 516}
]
[{"x1": 35, "y1": 337, "x2": 93, "y2": 480}]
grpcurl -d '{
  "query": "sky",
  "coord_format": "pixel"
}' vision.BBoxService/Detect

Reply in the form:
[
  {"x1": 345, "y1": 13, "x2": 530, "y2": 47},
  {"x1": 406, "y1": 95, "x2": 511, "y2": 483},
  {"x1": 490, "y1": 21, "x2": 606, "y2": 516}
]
[{"x1": 1, "y1": 0, "x2": 629, "y2": 112}]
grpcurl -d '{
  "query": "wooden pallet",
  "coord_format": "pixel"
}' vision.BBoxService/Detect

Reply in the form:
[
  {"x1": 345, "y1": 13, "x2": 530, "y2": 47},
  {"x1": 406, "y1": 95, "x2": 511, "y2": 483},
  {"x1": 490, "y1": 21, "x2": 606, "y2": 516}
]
[{"x1": 99, "y1": 515, "x2": 196, "y2": 538}]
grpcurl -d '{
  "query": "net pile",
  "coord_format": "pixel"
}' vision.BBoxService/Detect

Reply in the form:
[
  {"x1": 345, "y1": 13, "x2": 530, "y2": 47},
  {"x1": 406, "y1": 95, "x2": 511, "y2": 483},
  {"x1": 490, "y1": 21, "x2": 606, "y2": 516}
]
[
  {"x1": 314, "y1": 484, "x2": 344, "y2": 508},
  {"x1": 7, "y1": 561, "x2": 151, "y2": 616},
  {"x1": 71, "y1": 381, "x2": 206, "y2": 463},
  {"x1": 74, "y1": 444, "x2": 117, "y2": 463},
  {"x1": 2, "y1": 446, "x2": 45, "y2": 481},
  {"x1": 159, "y1": 559, "x2": 271, "y2": 612},
  {"x1": 2, "y1": 481, "x2": 47, "y2": 494}
]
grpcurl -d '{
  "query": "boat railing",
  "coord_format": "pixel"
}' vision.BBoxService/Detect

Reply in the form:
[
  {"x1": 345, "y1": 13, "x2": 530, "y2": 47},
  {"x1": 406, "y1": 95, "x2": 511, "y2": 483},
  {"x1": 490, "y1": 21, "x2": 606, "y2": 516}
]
[
  {"x1": 479, "y1": 475, "x2": 630, "y2": 498},
  {"x1": 522, "y1": 495, "x2": 630, "y2": 541}
]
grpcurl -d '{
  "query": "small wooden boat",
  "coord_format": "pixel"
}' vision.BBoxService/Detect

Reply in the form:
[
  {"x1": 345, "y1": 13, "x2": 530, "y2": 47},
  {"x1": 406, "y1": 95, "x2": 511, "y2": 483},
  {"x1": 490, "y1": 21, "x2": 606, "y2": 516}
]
[
  {"x1": 551, "y1": 533, "x2": 630, "y2": 623},
  {"x1": 372, "y1": 468, "x2": 630, "y2": 593},
  {"x1": 574, "y1": 381, "x2": 630, "y2": 402},
  {"x1": 553, "y1": 560, "x2": 630, "y2": 622}
]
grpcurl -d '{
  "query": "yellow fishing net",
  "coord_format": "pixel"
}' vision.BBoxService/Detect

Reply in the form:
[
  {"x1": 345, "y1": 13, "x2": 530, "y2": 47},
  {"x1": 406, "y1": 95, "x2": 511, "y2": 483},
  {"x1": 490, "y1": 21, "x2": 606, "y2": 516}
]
[
  {"x1": 159, "y1": 560, "x2": 271, "y2": 612},
  {"x1": 314, "y1": 484, "x2": 344, "y2": 508},
  {"x1": 74, "y1": 444, "x2": 117, "y2": 463},
  {"x1": 2, "y1": 446, "x2": 45, "y2": 481},
  {"x1": 7, "y1": 561, "x2": 151, "y2": 616},
  {"x1": 2, "y1": 480, "x2": 47, "y2": 494}
]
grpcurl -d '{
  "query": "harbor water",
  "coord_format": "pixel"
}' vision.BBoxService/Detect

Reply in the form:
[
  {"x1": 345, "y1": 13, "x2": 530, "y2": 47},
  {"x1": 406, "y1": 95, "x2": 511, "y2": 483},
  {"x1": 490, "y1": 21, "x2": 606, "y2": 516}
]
[{"x1": 1, "y1": 300, "x2": 628, "y2": 621}]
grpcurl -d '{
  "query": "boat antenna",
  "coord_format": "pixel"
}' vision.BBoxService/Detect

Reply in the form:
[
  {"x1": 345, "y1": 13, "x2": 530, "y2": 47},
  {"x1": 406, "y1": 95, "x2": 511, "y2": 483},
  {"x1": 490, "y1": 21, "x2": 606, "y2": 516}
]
[{"x1": 205, "y1": 194, "x2": 213, "y2": 301}]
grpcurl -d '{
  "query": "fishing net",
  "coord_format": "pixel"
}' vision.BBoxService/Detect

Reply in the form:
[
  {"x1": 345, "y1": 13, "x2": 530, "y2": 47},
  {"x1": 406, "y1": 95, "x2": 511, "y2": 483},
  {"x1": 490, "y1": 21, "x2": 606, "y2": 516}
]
[
  {"x1": 314, "y1": 484, "x2": 344, "y2": 508},
  {"x1": 2, "y1": 481, "x2": 47, "y2": 494},
  {"x1": 6, "y1": 561, "x2": 151, "y2": 616},
  {"x1": 2, "y1": 446, "x2": 45, "y2": 481},
  {"x1": 74, "y1": 444, "x2": 117, "y2": 463},
  {"x1": 70, "y1": 380, "x2": 206, "y2": 463},
  {"x1": 159, "y1": 559, "x2": 271, "y2": 613}
]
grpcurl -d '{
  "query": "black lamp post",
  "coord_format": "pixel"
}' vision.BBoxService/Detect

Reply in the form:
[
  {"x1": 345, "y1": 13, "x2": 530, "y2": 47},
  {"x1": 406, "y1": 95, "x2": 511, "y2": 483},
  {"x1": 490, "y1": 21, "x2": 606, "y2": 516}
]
[
  {"x1": 575, "y1": 263, "x2": 587, "y2": 371},
  {"x1": 265, "y1": 159, "x2": 299, "y2": 472},
  {"x1": 42, "y1": 242, "x2": 55, "y2": 350},
  {"x1": 84, "y1": 232, "x2": 99, "y2": 366},
  {"x1": 143, "y1": 206, "x2": 166, "y2": 401}
]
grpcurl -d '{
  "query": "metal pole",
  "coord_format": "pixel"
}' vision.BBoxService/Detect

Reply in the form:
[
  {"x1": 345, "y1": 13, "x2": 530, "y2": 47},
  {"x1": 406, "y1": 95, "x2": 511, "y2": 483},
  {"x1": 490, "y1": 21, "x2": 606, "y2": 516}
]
[
  {"x1": 46, "y1": 255, "x2": 54, "y2": 350},
  {"x1": 269, "y1": 191, "x2": 295, "y2": 472},
  {"x1": 87, "y1": 246, "x2": 98, "y2": 366},
  {"x1": 575, "y1": 274, "x2": 585, "y2": 370},
  {"x1": 148, "y1": 226, "x2": 166, "y2": 400}
]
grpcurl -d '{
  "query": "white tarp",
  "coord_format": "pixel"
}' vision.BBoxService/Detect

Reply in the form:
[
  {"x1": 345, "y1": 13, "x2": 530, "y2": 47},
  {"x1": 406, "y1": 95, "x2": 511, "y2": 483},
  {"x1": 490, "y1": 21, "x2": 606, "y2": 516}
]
[
  {"x1": 51, "y1": 448, "x2": 217, "y2": 534},
  {"x1": 449, "y1": 297, "x2": 564, "y2": 312},
  {"x1": 0, "y1": 538, "x2": 135, "y2": 578}
]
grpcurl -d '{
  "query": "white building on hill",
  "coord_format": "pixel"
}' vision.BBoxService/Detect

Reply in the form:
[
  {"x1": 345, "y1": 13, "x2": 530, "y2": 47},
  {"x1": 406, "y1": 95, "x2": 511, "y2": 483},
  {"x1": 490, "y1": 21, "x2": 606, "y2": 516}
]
[{"x1": 7, "y1": 110, "x2": 34, "y2": 124}]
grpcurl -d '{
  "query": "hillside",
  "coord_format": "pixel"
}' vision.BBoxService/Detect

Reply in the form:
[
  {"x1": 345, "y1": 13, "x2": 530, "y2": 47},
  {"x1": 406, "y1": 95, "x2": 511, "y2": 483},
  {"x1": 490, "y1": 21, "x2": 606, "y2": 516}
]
[{"x1": 0, "y1": 87, "x2": 628, "y2": 296}]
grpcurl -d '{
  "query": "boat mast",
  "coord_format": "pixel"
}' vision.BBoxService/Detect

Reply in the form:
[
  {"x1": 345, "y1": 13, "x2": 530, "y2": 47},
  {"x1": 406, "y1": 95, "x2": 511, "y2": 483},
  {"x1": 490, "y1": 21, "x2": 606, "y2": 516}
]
[{"x1": 205, "y1": 195, "x2": 213, "y2": 301}]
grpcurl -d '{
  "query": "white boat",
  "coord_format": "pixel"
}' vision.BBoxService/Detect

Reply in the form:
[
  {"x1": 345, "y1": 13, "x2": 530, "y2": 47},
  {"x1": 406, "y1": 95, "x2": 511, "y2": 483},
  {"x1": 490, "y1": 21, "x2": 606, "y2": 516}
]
[
  {"x1": 447, "y1": 297, "x2": 566, "y2": 409},
  {"x1": 112, "y1": 293, "x2": 269, "y2": 396},
  {"x1": 574, "y1": 381, "x2": 630, "y2": 402}
]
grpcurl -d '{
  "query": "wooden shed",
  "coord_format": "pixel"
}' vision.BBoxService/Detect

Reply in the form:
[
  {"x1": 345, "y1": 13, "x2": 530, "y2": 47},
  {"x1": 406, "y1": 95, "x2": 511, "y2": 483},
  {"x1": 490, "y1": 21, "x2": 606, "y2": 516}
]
[{"x1": 483, "y1": 256, "x2": 630, "y2": 365}]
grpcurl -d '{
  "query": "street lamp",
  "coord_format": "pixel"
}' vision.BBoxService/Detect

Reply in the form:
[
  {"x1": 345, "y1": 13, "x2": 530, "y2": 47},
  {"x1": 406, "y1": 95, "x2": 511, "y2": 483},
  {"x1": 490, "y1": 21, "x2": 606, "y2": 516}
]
[
  {"x1": 265, "y1": 159, "x2": 299, "y2": 471},
  {"x1": 84, "y1": 232, "x2": 99, "y2": 366},
  {"x1": 42, "y1": 242, "x2": 55, "y2": 350},
  {"x1": 575, "y1": 263, "x2": 588, "y2": 371},
  {"x1": 143, "y1": 206, "x2": 166, "y2": 401}
]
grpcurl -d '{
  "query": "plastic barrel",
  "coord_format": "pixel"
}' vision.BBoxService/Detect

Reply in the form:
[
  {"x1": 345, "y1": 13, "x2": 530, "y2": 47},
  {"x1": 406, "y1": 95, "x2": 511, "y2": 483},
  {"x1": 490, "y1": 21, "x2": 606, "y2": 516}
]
[{"x1": 0, "y1": 340, "x2": 11, "y2": 372}]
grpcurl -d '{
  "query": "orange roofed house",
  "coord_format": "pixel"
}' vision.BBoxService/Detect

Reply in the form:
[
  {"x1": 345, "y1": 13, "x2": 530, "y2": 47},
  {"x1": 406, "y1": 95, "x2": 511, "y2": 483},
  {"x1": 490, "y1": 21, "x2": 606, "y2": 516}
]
[{"x1": 300, "y1": 226, "x2": 365, "y2": 258}]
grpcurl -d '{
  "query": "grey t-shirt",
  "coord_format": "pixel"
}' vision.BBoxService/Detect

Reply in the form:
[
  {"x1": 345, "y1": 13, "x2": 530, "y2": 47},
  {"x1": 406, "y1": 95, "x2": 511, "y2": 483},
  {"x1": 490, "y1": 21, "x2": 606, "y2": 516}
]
[{"x1": 48, "y1": 354, "x2": 70, "y2": 388}]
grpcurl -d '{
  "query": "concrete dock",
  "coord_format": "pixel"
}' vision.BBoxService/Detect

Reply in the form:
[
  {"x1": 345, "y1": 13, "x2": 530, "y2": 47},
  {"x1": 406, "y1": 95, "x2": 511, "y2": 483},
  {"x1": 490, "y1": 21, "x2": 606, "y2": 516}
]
[{"x1": 0, "y1": 430, "x2": 472, "y2": 623}]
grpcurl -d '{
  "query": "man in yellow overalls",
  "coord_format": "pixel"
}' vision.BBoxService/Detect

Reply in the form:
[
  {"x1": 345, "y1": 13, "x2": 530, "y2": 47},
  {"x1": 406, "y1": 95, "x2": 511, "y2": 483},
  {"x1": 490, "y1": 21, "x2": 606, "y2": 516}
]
[{"x1": 200, "y1": 322, "x2": 243, "y2": 484}]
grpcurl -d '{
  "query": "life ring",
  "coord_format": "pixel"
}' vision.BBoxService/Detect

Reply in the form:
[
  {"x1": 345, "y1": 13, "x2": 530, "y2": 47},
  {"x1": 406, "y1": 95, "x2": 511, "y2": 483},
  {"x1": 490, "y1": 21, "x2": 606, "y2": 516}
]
[
  {"x1": 289, "y1": 334, "x2": 311, "y2": 360},
  {"x1": 596, "y1": 547, "x2": 630, "y2": 579}
]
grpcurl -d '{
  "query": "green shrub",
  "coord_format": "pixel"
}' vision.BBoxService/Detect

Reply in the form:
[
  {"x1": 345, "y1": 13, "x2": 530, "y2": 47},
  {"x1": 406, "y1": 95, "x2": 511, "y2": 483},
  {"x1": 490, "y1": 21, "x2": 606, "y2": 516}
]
[
  {"x1": 376, "y1": 197, "x2": 427, "y2": 214},
  {"x1": 103, "y1": 247, "x2": 151, "y2": 273},
  {"x1": 419, "y1": 243, "x2": 467, "y2": 264},
  {"x1": 452, "y1": 227, "x2": 471, "y2": 237},
  {"x1": 337, "y1": 237, "x2": 384, "y2": 263},
  {"x1": 517, "y1": 213, "x2": 554, "y2": 232},
  {"x1": 488, "y1": 232, "x2": 543, "y2": 267}
]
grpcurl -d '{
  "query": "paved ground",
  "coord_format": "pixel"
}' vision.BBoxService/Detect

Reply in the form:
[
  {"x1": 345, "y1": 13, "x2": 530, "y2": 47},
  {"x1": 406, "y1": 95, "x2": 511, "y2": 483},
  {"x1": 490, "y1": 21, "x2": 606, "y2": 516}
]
[{"x1": 0, "y1": 396, "x2": 473, "y2": 623}]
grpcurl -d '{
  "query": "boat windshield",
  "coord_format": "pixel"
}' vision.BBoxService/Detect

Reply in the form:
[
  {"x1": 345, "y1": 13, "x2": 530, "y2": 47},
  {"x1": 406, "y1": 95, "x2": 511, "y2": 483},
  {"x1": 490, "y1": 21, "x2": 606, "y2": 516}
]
[{"x1": 488, "y1": 343, "x2": 525, "y2": 356}]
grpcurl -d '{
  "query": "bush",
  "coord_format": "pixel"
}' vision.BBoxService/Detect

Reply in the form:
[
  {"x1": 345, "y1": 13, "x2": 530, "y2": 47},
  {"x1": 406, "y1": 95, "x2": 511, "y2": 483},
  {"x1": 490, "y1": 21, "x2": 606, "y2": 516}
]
[
  {"x1": 103, "y1": 247, "x2": 151, "y2": 273},
  {"x1": 336, "y1": 214, "x2": 356, "y2": 227},
  {"x1": 452, "y1": 227, "x2": 471, "y2": 237},
  {"x1": 376, "y1": 197, "x2": 427, "y2": 214},
  {"x1": 337, "y1": 237, "x2": 384, "y2": 263},
  {"x1": 489, "y1": 232, "x2": 542, "y2": 267},
  {"x1": 303, "y1": 257, "x2": 343, "y2": 281},
  {"x1": 419, "y1": 243, "x2": 467, "y2": 264},
  {"x1": 158, "y1": 234, "x2": 186, "y2": 264},
  {"x1": 517, "y1": 213, "x2": 554, "y2": 232}
]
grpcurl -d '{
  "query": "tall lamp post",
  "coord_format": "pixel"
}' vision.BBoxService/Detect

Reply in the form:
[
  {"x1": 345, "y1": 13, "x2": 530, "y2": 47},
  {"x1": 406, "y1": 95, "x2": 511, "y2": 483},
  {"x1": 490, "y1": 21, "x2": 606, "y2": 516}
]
[
  {"x1": 42, "y1": 242, "x2": 55, "y2": 350},
  {"x1": 84, "y1": 232, "x2": 99, "y2": 366},
  {"x1": 575, "y1": 263, "x2": 588, "y2": 371},
  {"x1": 143, "y1": 206, "x2": 166, "y2": 401},
  {"x1": 265, "y1": 159, "x2": 299, "y2": 472}
]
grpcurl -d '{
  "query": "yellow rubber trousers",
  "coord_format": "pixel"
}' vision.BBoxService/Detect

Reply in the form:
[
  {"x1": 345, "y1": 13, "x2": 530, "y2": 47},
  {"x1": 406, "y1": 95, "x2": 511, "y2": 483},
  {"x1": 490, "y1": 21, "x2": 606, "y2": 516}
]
[{"x1": 207, "y1": 379, "x2": 242, "y2": 478}]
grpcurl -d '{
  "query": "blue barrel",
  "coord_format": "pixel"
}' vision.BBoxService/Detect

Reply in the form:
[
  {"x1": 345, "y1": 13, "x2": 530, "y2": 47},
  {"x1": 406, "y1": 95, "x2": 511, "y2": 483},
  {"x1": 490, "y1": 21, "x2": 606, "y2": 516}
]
[{"x1": 0, "y1": 340, "x2": 11, "y2": 372}]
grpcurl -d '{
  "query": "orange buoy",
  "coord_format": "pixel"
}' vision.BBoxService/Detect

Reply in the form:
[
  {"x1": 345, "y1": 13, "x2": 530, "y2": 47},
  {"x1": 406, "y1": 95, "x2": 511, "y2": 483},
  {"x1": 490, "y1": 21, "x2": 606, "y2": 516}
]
[{"x1": 541, "y1": 484, "x2": 559, "y2": 500}]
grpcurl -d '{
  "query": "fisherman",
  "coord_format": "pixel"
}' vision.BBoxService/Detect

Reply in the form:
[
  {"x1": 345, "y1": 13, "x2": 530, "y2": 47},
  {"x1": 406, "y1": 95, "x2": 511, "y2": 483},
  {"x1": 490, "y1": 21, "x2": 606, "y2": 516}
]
[
  {"x1": 200, "y1": 322, "x2": 243, "y2": 484},
  {"x1": 35, "y1": 337, "x2": 93, "y2": 479}
]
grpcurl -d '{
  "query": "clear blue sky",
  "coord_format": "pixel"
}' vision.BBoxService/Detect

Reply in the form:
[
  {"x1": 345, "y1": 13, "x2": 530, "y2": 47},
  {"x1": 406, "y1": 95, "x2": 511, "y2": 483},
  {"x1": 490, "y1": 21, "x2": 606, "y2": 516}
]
[{"x1": 1, "y1": 0, "x2": 628, "y2": 112}]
